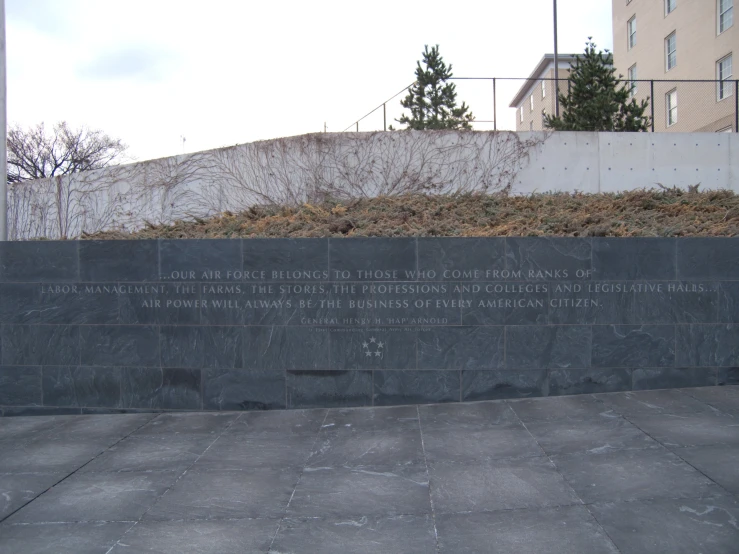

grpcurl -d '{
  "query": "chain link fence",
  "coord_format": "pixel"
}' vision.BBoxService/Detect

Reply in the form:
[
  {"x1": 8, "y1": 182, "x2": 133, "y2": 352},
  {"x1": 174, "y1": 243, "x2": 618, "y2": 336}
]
[{"x1": 345, "y1": 77, "x2": 738, "y2": 134}]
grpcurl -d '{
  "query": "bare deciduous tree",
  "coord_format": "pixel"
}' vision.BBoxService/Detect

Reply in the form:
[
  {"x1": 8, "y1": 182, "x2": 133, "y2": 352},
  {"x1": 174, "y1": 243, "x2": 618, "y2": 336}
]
[{"x1": 7, "y1": 121, "x2": 128, "y2": 183}]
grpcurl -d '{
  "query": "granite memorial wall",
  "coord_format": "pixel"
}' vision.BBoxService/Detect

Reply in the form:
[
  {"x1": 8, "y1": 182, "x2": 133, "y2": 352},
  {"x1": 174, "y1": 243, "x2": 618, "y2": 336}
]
[{"x1": 0, "y1": 237, "x2": 737, "y2": 415}]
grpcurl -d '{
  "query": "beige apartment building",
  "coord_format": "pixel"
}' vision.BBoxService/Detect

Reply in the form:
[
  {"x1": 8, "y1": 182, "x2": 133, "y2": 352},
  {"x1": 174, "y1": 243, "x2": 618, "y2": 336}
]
[
  {"x1": 509, "y1": 54, "x2": 576, "y2": 132},
  {"x1": 613, "y1": 0, "x2": 737, "y2": 132}
]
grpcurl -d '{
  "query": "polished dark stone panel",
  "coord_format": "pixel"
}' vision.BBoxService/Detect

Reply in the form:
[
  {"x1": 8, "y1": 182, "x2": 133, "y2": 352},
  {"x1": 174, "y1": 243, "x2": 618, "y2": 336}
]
[
  {"x1": 461, "y1": 283, "x2": 549, "y2": 325},
  {"x1": 330, "y1": 328, "x2": 416, "y2": 370},
  {"x1": 0, "y1": 366, "x2": 41, "y2": 406},
  {"x1": 121, "y1": 367, "x2": 201, "y2": 410},
  {"x1": 160, "y1": 326, "x2": 242, "y2": 369},
  {"x1": 80, "y1": 240, "x2": 158, "y2": 282},
  {"x1": 244, "y1": 327, "x2": 328, "y2": 370},
  {"x1": 634, "y1": 282, "x2": 718, "y2": 324},
  {"x1": 549, "y1": 367, "x2": 632, "y2": 396},
  {"x1": 159, "y1": 239, "x2": 242, "y2": 281},
  {"x1": 286, "y1": 370, "x2": 372, "y2": 408},
  {"x1": 548, "y1": 284, "x2": 636, "y2": 326},
  {"x1": 676, "y1": 324, "x2": 739, "y2": 367},
  {"x1": 370, "y1": 282, "x2": 462, "y2": 325},
  {"x1": 203, "y1": 368, "x2": 286, "y2": 410},
  {"x1": 1, "y1": 325, "x2": 79, "y2": 366},
  {"x1": 329, "y1": 238, "x2": 416, "y2": 281},
  {"x1": 373, "y1": 370, "x2": 460, "y2": 406},
  {"x1": 0, "y1": 241, "x2": 78, "y2": 282},
  {"x1": 461, "y1": 369, "x2": 548, "y2": 401},
  {"x1": 632, "y1": 367, "x2": 717, "y2": 390},
  {"x1": 0, "y1": 522, "x2": 132, "y2": 554},
  {"x1": 417, "y1": 237, "x2": 505, "y2": 280},
  {"x1": 718, "y1": 282, "x2": 739, "y2": 323},
  {"x1": 717, "y1": 368, "x2": 739, "y2": 386},
  {"x1": 591, "y1": 325, "x2": 675, "y2": 368},
  {"x1": 592, "y1": 238, "x2": 676, "y2": 280},
  {"x1": 120, "y1": 283, "x2": 200, "y2": 325},
  {"x1": 506, "y1": 325, "x2": 591, "y2": 369},
  {"x1": 80, "y1": 325, "x2": 159, "y2": 367},
  {"x1": 42, "y1": 366, "x2": 121, "y2": 408},
  {"x1": 677, "y1": 237, "x2": 739, "y2": 280},
  {"x1": 0, "y1": 283, "x2": 119, "y2": 325},
  {"x1": 243, "y1": 238, "x2": 328, "y2": 280},
  {"x1": 506, "y1": 237, "x2": 591, "y2": 280},
  {"x1": 418, "y1": 326, "x2": 504, "y2": 370}
]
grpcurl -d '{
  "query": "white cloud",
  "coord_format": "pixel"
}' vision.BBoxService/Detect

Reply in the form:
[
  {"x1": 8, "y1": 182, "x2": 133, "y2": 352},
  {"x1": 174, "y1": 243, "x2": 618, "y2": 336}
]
[{"x1": 6, "y1": 0, "x2": 614, "y2": 161}]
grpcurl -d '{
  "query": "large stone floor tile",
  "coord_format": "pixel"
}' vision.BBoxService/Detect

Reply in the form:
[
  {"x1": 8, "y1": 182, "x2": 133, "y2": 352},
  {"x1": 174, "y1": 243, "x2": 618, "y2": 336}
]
[
  {"x1": 627, "y1": 412, "x2": 739, "y2": 448},
  {"x1": 0, "y1": 416, "x2": 66, "y2": 445},
  {"x1": 552, "y1": 447, "x2": 721, "y2": 504},
  {"x1": 108, "y1": 519, "x2": 279, "y2": 553},
  {"x1": 133, "y1": 412, "x2": 241, "y2": 437},
  {"x1": 507, "y1": 395, "x2": 615, "y2": 422},
  {"x1": 0, "y1": 522, "x2": 131, "y2": 554},
  {"x1": 429, "y1": 457, "x2": 580, "y2": 514},
  {"x1": 223, "y1": 408, "x2": 327, "y2": 436},
  {"x1": 418, "y1": 401, "x2": 519, "y2": 431},
  {"x1": 674, "y1": 444, "x2": 739, "y2": 494},
  {"x1": 525, "y1": 415, "x2": 658, "y2": 455},
  {"x1": 271, "y1": 515, "x2": 436, "y2": 554},
  {"x1": 421, "y1": 426, "x2": 542, "y2": 464},
  {"x1": 591, "y1": 495, "x2": 739, "y2": 554},
  {"x1": 286, "y1": 465, "x2": 431, "y2": 519},
  {"x1": 43, "y1": 414, "x2": 156, "y2": 442},
  {"x1": 79, "y1": 435, "x2": 215, "y2": 473},
  {"x1": 682, "y1": 385, "x2": 739, "y2": 415},
  {"x1": 0, "y1": 438, "x2": 108, "y2": 474},
  {"x1": 595, "y1": 389, "x2": 717, "y2": 417},
  {"x1": 144, "y1": 468, "x2": 299, "y2": 521},
  {"x1": 7, "y1": 471, "x2": 179, "y2": 524},
  {"x1": 307, "y1": 429, "x2": 424, "y2": 469},
  {"x1": 436, "y1": 505, "x2": 619, "y2": 554},
  {"x1": 321, "y1": 405, "x2": 420, "y2": 433},
  {"x1": 0, "y1": 473, "x2": 63, "y2": 521},
  {"x1": 193, "y1": 434, "x2": 316, "y2": 470}
]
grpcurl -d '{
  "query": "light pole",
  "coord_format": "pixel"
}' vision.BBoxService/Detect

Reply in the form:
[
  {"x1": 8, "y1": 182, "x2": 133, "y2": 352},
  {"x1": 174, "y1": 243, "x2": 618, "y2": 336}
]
[{"x1": 553, "y1": 0, "x2": 560, "y2": 117}]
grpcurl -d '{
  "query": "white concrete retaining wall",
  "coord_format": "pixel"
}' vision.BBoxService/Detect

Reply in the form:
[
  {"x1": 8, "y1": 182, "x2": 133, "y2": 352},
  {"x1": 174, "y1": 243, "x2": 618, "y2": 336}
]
[{"x1": 8, "y1": 130, "x2": 738, "y2": 240}]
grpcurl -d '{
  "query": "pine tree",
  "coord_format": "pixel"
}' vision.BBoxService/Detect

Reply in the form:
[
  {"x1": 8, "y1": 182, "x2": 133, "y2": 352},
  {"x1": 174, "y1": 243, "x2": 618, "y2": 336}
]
[
  {"x1": 395, "y1": 45, "x2": 474, "y2": 130},
  {"x1": 545, "y1": 39, "x2": 650, "y2": 132}
]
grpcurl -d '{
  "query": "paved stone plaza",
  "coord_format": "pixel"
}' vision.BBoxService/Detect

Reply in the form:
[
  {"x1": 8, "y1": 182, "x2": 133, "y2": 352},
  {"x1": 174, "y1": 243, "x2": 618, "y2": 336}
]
[{"x1": 0, "y1": 386, "x2": 738, "y2": 553}]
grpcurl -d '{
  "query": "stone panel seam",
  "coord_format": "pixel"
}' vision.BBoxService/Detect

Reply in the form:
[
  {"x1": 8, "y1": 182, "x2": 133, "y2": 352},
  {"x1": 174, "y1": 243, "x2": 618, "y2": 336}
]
[
  {"x1": 416, "y1": 404, "x2": 441, "y2": 553},
  {"x1": 267, "y1": 408, "x2": 329, "y2": 552}
]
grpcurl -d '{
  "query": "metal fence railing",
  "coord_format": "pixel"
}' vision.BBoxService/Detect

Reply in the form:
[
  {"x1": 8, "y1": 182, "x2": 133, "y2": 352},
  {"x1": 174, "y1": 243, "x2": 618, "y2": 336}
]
[{"x1": 345, "y1": 77, "x2": 739, "y2": 134}]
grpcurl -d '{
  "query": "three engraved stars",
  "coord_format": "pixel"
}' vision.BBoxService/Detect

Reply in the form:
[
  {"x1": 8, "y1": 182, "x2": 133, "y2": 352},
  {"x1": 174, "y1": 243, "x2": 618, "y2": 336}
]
[{"x1": 362, "y1": 337, "x2": 384, "y2": 357}]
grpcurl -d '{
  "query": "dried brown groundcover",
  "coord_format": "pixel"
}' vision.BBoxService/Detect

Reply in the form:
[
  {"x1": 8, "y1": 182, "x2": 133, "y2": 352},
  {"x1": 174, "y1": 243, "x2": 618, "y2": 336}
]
[{"x1": 85, "y1": 187, "x2": 739, "y2": 239}]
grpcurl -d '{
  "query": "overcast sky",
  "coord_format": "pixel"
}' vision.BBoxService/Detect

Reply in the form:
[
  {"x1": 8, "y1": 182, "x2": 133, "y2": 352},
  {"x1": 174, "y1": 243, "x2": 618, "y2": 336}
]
[{"x1": 6, "y1": 0, "x2": 613, "y2": 162}]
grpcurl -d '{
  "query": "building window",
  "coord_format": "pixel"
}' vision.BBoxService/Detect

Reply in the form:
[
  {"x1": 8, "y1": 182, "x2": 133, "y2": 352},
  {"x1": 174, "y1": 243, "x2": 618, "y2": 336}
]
[
  {"x1": 719, "y1": 0, "x2": 733, "y2": 33},
  {"x1": 541, "y1": 109, "x2": 547, "y2": 127},
  {"x1": 529, "y1": 121, "x2": 533, "y2": 131},
  {"x1": 665, "y1": 33, "x2": 677, "y2": 71},
  {"x1": 628, "y1": 64, "x2": 638, "y2": 97},
  {"x1": 628, "y1": 16, "x2": 637, "y2": 49},
  {"x1": 718, "y1": 54, "x2": 733, "y2": 100},
  {"x1": 530, "y1": 94, "x2": 534, "y2": 111},
  {"x1": 520, "y1": 106, "x2": 523, "y2": 123},
  {"x1": 542, "y1": 81, "x2": 546, "y2": 99},
  {"x1": 665, "y1": 0, "x2": 676, "y2": 15},
  {"x1": 666, "y1": 89, "x2": 678, "y2": 126}
]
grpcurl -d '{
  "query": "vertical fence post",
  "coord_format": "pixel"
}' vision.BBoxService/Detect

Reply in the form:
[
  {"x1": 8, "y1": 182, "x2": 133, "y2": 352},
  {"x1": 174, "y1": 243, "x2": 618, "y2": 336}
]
[
  {"x1": 493, "y1": 78, "x2": 497, "y2": 131},
  {"x1": 735, "y1": 80, "x2": 738, "y2": 132},
  {"x1": 650, "y1": 80, "x2": 655, "y2": 132},
  {"x1": 383, "y1": 103, "x2": 387, "y2": 131}
]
